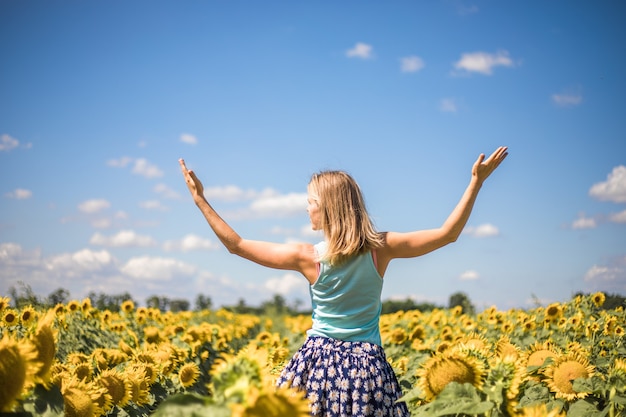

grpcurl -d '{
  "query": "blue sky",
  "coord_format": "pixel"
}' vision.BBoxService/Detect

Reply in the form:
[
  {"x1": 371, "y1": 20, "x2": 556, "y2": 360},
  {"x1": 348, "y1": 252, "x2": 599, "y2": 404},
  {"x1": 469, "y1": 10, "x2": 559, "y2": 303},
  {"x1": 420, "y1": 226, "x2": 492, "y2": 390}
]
[{"x1": 1, "y1": 0, "x2": 625, "y2": 311}]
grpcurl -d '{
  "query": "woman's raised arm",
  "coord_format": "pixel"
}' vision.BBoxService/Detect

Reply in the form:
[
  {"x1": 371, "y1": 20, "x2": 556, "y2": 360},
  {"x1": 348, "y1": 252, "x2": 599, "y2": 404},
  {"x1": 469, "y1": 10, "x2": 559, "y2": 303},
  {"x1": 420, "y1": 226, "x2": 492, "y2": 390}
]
[
  {"x1": 377, "y1": 146, "x2": 508, "y2": 271},
  {"x1": 179, "y1": 159, "x2": 317, "y2": 281}
]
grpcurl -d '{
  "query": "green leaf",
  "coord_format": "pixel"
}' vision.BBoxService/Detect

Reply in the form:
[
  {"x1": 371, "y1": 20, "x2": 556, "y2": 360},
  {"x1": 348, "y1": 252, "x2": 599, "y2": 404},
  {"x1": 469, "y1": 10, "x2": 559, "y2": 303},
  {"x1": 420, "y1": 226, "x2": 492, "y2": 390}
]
[
  {"x1": 567, "y1": 399, "x2": 606, "y2": 417},
  {"x1": 518, "y1": 381, "x2": 550, "y2": 408},
  {"x1": 572, "y1": 376, "x2": 607, "y2": 396},
  {"x1": 612, "y1": 394, "x2": 626, "y2": 405},
  {"x1": 413, "y1": 383, "x2": 494, "y2": 417},
  {"x1": 151, "y1": 393, "x2": 230, "y2": 417},
  {"x1": 20, "y1": 384, "x2": 64, "y2": 417},
  {"x1": 397, "y1": 384, "x2": 425, "y2": 404}
]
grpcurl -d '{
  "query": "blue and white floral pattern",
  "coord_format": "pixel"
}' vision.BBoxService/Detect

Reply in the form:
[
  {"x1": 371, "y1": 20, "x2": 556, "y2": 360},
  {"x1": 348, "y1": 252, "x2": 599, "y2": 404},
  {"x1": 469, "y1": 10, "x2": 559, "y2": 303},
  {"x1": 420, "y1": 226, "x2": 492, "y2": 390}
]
[{"x1": 277, "y1": 336, "x2": 410, "y2": 417}]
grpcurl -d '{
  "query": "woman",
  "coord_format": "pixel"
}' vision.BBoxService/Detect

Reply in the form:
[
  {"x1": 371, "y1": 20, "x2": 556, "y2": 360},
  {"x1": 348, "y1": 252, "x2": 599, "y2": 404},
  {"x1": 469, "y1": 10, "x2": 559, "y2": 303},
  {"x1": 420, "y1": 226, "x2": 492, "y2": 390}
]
[{"x1": 179, "y1": 146, "x2": 508, "y2": 416}]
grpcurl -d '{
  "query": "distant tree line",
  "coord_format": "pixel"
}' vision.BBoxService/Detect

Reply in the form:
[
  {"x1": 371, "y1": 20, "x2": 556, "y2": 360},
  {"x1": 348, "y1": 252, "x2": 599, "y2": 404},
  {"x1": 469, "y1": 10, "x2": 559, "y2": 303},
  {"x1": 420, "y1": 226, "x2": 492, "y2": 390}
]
[{"x1": 5, "y1": 281, "x2": 626, "y2": 315}]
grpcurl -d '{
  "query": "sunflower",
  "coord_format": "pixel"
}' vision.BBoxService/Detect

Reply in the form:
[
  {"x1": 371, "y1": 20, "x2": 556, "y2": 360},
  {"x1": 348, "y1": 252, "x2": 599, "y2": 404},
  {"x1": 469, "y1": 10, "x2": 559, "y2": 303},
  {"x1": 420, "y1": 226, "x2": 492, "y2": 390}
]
[
  {"x1": 496, "y1": 337, "x2": 521, "y2": 362},
  {"x1": 152, "y1": 343, "x2": 183, "y2": 375},
  {"x1": 392, "y1": 356, "x2": 410, "y2": 376},
  {"x1": 123, "y1": 366, "x2": 151, "y2": 406},
  {"x1": 67, "y1": 352, "x2": 90, "y2": 366},
  {"x1": 409, "y1": 324, "x2": 426, "y2": 341},
  {"x1": 231, "y1": 386, "x2": 310, "y2": 417},
  {"x1": 19, "y1": 305, "x2": 38, "y2": 327},
  {"x1": 120, "y1": 300, "x2": 135, "y2": 314},
  {"x1": 178, "y1": 362, "x2": 201, "y2": 388},
  {"x1": 61, "y1": 377, "x2": 107, "y2": 417},
  {"x1": 30, "y1": 309, "x2": 57, "y2": 387},
  {"x1": 100, "y1": 310, "x2": 112, "y2": 325},
  {"x1": 522, "y1": 318, "x2": 537, "y2": 332},
  {"x1": 269, "y1": 346, "x2": 290, "y2": 368},
  {"x1": 567, "y1": 312, "x2": 584, "y2": 330},
  {"x1": 0, "y1": 335, "x2": 39, "y2": 412},
  {"x1": 118, "y1": 339, "x2": 134, "y2": 356},
  {"x1": 67, "y1": 300, "x2": 81, "y2": 313},
  {"x1": 92, "y1": 348, "x2": 127, "y2": 371},
  {"x1": 387, "y1": 328, "x2": 408, "y2": 345},
  {"x1": 544, "y1": 351, "x2": 595, "y2": 401},
  {"x1": 0, "y1": 296, "x2": 10, "y2": 312},
  {"x1": 416, "y1": 349, "x2": 486, "y2": 401},
  {"x1": 143, "y1": 326, "x2": 162, "y2": 344},
  {"x1": 544, "y1": 303, "x2": 563, "y2": 323},
  {"x1": 80, "y1": 298, "x2": 92, "y2": 313},
  {"x1": 96, "y1": 369, "x2": 131, "y2": 408},
  {"x1": 255, "y1": 331, "x2": 274, "y2": 345},
  {"x1": 592, "y1": 292, "x2": 606, "y2": 308},
  {"x1": 523, "y1": 341, "x2": 560, "y2": 369},
  {"x1": 440, "y1": 325, "x2": 454, "y2": 342},
  {"x1": 73, "y1": 363, "x2": 93, "y2": 382},
  {"x1": 608, "y1": 358, "x2": 626, "y2": 393},
  {"x1": 210, "y1": 352, "x2": 264, "y2": 404},
  {"x1": 603, "y1": 316, "x2": 618, "y2": 336},
  {"x1": 453, "y1": 332, "x2": 491, "y2": 357},
  {"x1": 53, "y1": 303, "x2": 65, "y2": 315},
  {"x1": 129, "y1": 361, "x2": 158, "y2": 385},
  {"x1": 486, "y1": 358, "x2": 525, "y2": 415},
  {"x1": 2, "y1": 308, "x2": 18, "y2": 326}
]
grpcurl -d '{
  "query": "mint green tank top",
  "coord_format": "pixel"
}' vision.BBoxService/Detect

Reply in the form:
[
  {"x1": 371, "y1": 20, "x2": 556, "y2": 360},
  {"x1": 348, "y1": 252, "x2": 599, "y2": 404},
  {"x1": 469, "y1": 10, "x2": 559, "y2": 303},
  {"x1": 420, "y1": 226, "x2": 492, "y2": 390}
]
[{"x1": 307, "y1": 241, "x2": 383, "y2": 346}]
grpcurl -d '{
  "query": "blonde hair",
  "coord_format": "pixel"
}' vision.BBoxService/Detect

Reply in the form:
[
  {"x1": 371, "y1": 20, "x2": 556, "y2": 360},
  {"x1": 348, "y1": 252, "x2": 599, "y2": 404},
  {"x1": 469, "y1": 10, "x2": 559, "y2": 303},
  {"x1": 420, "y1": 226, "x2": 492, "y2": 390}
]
[{"x1": 308, "y1": 170, "x2": 384, "y2": 266}]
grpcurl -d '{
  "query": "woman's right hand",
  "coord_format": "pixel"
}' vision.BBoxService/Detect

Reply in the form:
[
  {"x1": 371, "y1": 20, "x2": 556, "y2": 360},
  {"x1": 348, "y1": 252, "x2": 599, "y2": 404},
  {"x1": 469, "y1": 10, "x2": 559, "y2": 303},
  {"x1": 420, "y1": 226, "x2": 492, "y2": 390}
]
[{"x1": 179, "y1": 159, "x2": 205, "y2": 202}]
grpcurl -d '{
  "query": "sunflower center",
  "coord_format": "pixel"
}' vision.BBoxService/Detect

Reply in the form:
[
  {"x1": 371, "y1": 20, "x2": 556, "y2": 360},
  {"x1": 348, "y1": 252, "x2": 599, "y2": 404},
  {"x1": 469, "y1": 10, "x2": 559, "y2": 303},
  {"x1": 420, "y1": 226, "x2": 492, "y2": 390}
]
[
  {"x1": 428, "y1": 357, "x2": 477, "y2": 395},
  {"x1": 553, "y1": 360, "x2": 589, "y2": 394},
  {"x1": 527, "y1": 350, "x2": 554, "y2": 367}
]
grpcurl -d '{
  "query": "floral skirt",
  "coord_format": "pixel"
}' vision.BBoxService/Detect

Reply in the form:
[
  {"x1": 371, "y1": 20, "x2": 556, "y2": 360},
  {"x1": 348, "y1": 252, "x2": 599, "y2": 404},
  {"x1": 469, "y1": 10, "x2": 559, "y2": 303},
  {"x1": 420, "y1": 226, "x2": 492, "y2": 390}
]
[{"x1": 276, "y1": 336, "x2": 410, "y2": 417}]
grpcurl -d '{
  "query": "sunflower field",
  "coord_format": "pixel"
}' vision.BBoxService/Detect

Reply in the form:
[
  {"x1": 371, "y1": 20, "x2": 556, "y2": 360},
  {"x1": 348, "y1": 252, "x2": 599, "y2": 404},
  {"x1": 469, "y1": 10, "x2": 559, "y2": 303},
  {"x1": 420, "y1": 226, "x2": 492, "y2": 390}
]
[{"x1": 0, "y1": 292, "x2": 624, "y2": 417}]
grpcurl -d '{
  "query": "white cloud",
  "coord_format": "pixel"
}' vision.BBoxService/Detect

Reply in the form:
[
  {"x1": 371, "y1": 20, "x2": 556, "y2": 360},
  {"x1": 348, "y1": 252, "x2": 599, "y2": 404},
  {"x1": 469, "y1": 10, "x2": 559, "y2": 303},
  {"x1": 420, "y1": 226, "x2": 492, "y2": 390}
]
[
  {"x1": 92, "y1": 218, "x2": 113, "y2": 229},
  {"x1": 459, "y1": 270, "x2": 479, "y2": 281},
  {"x1": 121, "y1": 256, "x2": 196, "y2": 281},
  {"x1": 454, "y1": 50, "x2": 514, "y2": 75},
  {"x1": 180, "y1": 133, "x2": 198, "y2": 145},
  {"x1": 78, "y1": 199, "x2": 111, "y2": 213},
  {"x1": 552, "y1": 93, "x2": 582, "y2": 107},
  {"x1": 5, "y1": 188, "x2": 33, "y2": 199},
  {"x1": 202, "y1": 185, "x2": 307, "y2": 218},
  {"x1": 463, "y1": 223, "x2": 500, "y2": 237},
  {"x1": 400, "y1": 56, "x2": 425, "y2": 73},
  {"x1": 47, "y1": 249, "x2": 116, "y2": 275},
  {"x1": 583, "y1": 257, "x2": 626, "y2": 294},
  {"x1": 589, "y1": 165, "x2": 626, "y2": 203},
  {"x1": 204, "y1": 185, "x2": 260, "y2": 202},
  {"x1": 301, "y1": 224, "x2": 323, "y2": 238},
  {"x1": 107, "y1": 156, "x2": 134, "y2": 168},
  {"x1": 139, "y1": 200, "x2": 169, "y2": 211},
  {"x1": 439, "y1": 98, "x2": 458, "y2": 113},
  {"x1": 0, "y1": 134, "x2": 19, "y2": 152},
  {"x1": 346, "y1": 42, "x2": 374, "y2": 59},
  {"x1": 572, "y1": 214, "x2": 596, "y2": 229},
  {"x1": 609, "y1": 210, "x2": 626, "y2": 224},
  {"x1": 154, "y1": 183, "x2": 180, "y2": 199},
  {"x1": 163, "y1": 234, "x2": 218, "y2": 252},
  {"x1": 90, "y1": 230, "x2": 157, "y2": 247},
  {"x1": 132, "y1": 158, "x2": 164, "y2": 179},
  {"x1": 264, "y1": 272, "x2": 307, "y2": 296},
  {"x1": 250, "y1": 192, "x2": 308, "y2": 216},
  {"x1": 0, "y1": 242, "x2": 228, "y2": 306}
]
